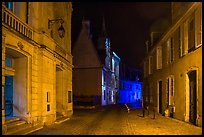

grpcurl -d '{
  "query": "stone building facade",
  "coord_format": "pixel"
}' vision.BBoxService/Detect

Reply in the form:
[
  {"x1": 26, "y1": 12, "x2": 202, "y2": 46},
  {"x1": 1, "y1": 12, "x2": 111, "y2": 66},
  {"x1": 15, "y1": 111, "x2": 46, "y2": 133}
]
[
  {"x1": 2, "y1": 2, "x2": 73, "y2": 134},
  {"x1": 142, "y1": 2, "x2": 202, "y2": 127},
  {"x1": 72, "y1": 18, "x2": 120, "y2": 107}
]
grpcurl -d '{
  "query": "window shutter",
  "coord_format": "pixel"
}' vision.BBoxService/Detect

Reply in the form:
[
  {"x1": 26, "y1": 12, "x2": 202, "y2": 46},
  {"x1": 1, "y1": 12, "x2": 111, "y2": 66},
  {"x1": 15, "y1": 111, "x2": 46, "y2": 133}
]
[{"x1": 195, "y1": 5, "x2": 202, "y2": 48}]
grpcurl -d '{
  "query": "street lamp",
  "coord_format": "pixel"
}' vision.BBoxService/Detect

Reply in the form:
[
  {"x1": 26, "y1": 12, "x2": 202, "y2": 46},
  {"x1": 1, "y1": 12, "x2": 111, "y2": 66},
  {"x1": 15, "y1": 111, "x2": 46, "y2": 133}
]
[{"x1": 48, "y1": 18, "x2": 65, "y2": 38}]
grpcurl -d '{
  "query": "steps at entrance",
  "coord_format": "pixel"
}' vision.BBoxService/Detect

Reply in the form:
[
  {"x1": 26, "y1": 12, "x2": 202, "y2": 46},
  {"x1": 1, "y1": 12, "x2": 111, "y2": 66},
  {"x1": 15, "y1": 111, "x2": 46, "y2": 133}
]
[
  {"x1": 5, "y1": 117, "x2": 20, "y2": 124},
  {"x1": 10, "y1": 124, "x2": 43, "y2": 135},
  {"x1": 55, "y1": 113, "x2": 70, "y2": 124},
  {"x1": 55, "y1": 116, "x2": 70, "y2": 124},
  {"x1": 5, "y1": 117, "x2": 43, "y2": 135},
  {"x1": 7, "y1": 120, "x2": 27, "y2": 129}
]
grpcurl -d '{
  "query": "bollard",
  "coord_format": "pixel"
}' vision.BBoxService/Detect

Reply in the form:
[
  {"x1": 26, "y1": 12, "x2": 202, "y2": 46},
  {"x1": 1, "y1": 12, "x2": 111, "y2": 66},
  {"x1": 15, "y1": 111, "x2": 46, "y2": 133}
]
[
  {"x1": 147, "y1": 106, "x2": 149, "y2": 116},
  {"x1": 153, "y1": 108, "x2": 155, "y2": 119},
  {"x1": 125, "y1": 104, "x2": 130, "y2": 113},
  {"x1": 142, "y1": 107, "x2": 145, "y2": 117}
]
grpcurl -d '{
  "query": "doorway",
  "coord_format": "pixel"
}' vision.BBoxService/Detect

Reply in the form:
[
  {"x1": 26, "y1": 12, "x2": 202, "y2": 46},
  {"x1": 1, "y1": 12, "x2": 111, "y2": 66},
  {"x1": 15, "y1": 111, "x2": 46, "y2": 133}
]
[
  {"x1": 4, "y1": 48, "x2": 28, "y2": 120},
  {"x1": 5, "y1": 76, "x2": 13, "y2": 118},
  {"x1": 56, "y1": 66, "x2": 63, "y2": 118},
  {"x1": 188, "y1": 70, "x2": 197, "y2": 125},
  {"x1": 158, "y1": 80, "x2": 162, "y2": 114}
]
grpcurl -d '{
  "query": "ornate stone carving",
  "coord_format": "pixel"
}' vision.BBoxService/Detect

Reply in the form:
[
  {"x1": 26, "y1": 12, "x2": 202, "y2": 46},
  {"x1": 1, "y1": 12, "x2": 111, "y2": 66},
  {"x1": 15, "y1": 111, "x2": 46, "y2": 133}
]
[{"x1": 17, "y1": 42, "x2": 24, "y2": 50}]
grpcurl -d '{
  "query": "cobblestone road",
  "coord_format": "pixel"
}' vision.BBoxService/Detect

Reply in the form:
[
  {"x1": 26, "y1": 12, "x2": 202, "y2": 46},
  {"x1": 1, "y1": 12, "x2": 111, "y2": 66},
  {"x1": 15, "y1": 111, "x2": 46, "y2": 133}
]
[{"x1": 29, "y1": 104, "x2": 202, "y2": 135}]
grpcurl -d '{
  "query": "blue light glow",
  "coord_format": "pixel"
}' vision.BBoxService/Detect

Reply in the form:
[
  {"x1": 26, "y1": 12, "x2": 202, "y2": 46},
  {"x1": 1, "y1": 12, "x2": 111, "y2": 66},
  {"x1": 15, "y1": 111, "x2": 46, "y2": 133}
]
[
  {"x1": 118, "y1": 80, "x2": 142, "y2": 104},
  {"x1": 105, "y1": 38, "x2": 109, "y2": 48},
  {"x1": 113, "y1": 52, "x2": 120, "y2": 60}
]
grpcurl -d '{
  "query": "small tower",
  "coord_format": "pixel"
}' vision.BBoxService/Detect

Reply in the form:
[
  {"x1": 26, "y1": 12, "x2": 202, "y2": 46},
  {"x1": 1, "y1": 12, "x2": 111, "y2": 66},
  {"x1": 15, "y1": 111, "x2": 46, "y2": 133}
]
[
  {"x1": 82, "y1": 17, "x2": 91, "y2": 37},
  {"x1": 97, "y1": 16, "x2": 108, "y2": 50}
]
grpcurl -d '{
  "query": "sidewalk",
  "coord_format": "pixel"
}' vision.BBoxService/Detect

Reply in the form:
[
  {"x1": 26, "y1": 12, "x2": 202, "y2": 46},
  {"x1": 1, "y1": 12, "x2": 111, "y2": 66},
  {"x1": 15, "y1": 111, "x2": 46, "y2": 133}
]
[{"x1": 126, "y1": 108, "x2": 202, "y2": 135}]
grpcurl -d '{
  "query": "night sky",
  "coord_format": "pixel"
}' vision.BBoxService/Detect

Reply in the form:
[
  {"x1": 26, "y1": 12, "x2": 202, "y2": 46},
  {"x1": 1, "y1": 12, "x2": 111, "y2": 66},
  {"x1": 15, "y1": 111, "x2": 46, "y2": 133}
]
[{"x1": 71, "y1": 2, "x2": 171, "y2": 69}]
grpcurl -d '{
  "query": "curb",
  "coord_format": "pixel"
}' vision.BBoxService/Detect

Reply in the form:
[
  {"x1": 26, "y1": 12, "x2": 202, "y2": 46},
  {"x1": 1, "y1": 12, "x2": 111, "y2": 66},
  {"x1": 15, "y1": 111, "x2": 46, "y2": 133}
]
[{"x1": 55, "y1": 117, "x2": 70, "y2": 124}]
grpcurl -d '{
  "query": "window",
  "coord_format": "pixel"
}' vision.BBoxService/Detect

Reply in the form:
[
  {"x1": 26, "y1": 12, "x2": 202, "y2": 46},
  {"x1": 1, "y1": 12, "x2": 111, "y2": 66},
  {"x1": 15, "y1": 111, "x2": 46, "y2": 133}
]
[
  {"x1": 5, "y1": 2, "x2": 14, "y2": 12},
  {"x1": 170, "y1": 37, "x2": 174, "y2": 62},
  {"x1": 68, "y1": 91, "x2": 72, "y2": 103},
  {"x1": 144, "y1": 61, "x2": 146, "y2": 77},
  {"x1": 104, "y1": 90, "x2": 106, "y2": 100},
  {"x1": 167, "y1": 78, "x2": 169, "y2": 106},
  {"x1": 47, "y1": 104, "x2": 50, "y2": 112},
  {"x1": 178, "y1": 26, "x2": 185, "y2": 57},
  {"x1": 167, "y1": 76, "x2": 174, "y2": 106},
  {"x1": 167, "y1": 37, "x2": 173, "y2": 64},
  {"x1": 188, "y1": 15, "x2": 195, "y2": 53},
  {"x1": 2, "y1": 87, "x2": 5, "y2": 109},
  {"x1": 149, "y1": 56, "x2": 153, "y2": 74},
  {"x1": 150, "y1": 84, "x2": 153, "y2": 104},
  {"x1": 5, "y1": 57, "x2": 12, "y2": 68},
  {"x1": 145, "y1": 96, "x2": 148, "y2": 102},
  {"x1": 156, "y1": 46, "x2": 162, "y2": 69},
  {"x1": 195, "y1": 5, "x2": 202, "y2": 48},
  {"x1": 46, "y1": 92, "x2": 49, "y2": 103},
  {"x1": 47, "y1": 92, "x2": 50, "y2": 111},
  {"x1": 112, "y1": 58, "x2": 115, "y2": 72},
  {"x1": 170, "y1": 78, "x2": 174, "y2": 105}
]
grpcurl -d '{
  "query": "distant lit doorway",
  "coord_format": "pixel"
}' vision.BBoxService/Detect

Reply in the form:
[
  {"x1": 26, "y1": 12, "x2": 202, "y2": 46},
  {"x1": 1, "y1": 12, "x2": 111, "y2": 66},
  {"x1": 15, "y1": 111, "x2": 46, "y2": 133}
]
[
  {"x1": 158, "y1": 80, "x2": 162, "y2": 114},
  {"x1": 188, "y1": 70, "x2": 197, "y2": 125},
  {"x1": 5, "y1": 76, "x2": 13, "y2": 117}
]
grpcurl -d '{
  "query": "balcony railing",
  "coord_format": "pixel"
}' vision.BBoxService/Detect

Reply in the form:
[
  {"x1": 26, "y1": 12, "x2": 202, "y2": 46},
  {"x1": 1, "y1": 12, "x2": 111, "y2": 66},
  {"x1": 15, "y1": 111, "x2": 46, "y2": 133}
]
[{"x1": 2, "y1": 5, "x2": 33, "y2": 40}]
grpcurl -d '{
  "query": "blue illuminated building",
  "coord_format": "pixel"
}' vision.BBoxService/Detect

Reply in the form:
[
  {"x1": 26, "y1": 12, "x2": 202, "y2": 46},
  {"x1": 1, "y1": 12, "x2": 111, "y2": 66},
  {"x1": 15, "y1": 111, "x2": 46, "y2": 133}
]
[
  {"x1": 118, "y1": 80, "x2": 142, "y2": 103},
  {"x1": 118, "y1": 65, "x2": 142, "y2": 108}
]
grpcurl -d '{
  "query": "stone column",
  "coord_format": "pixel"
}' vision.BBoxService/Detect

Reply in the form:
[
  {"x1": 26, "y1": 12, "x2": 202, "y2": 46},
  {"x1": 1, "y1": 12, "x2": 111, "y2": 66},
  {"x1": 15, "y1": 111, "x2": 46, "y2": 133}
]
[{"x1": 2, "y1": 29, "x2": 7, "y2": 134}]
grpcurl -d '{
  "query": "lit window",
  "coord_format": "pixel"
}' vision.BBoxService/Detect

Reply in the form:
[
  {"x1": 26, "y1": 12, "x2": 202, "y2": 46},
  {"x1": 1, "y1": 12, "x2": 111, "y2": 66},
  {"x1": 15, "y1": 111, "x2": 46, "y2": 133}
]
[
  {"x1": 167, "y1": 37, "x2": 174, "y2": 64},
  {"x1": 112, "y1": 58, "x2": 115, "y2": 72},
  {"x1": 167, "y1": 76, "x2": 174, "y2": 106},
  {"x1": 178, "y1": 26, "x2": 185, "y2": 58}
]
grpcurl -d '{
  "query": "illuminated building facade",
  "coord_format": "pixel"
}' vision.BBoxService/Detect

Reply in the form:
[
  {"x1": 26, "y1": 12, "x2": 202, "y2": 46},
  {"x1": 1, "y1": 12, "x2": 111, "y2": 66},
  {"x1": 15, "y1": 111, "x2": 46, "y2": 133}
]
[
  {"x1": 142, "y1": 2, "x2": 202, "y2": 127},
  {"x1": 118, "y1": 80, "x2": 142, "y2": 104},
  {"x1": 72, "y1": 18, "x2": 120, "y2": 107},
  {"x1": 2, "y1": 2, "x2": 73, "y2": 134},
  {"x1": 118, "y1": 66, "x2": 142, "y2": 104}
]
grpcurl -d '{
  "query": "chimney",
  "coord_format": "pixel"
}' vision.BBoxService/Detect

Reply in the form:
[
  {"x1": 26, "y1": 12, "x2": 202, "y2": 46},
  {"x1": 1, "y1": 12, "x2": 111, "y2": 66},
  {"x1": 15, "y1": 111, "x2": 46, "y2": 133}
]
[{"x1": 82, "y1": 19, "x2": 90, "y2": 36}]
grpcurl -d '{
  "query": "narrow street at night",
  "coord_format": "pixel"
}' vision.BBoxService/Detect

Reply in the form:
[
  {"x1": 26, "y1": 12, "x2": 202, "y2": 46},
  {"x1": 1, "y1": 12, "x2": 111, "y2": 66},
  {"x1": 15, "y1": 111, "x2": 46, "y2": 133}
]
[
  {"x1": 2, "y1": 2, "x2": 202, "y2": 135},
  {"x1": 29, "y1": 104, "x2": 202, "y2": 135}
]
